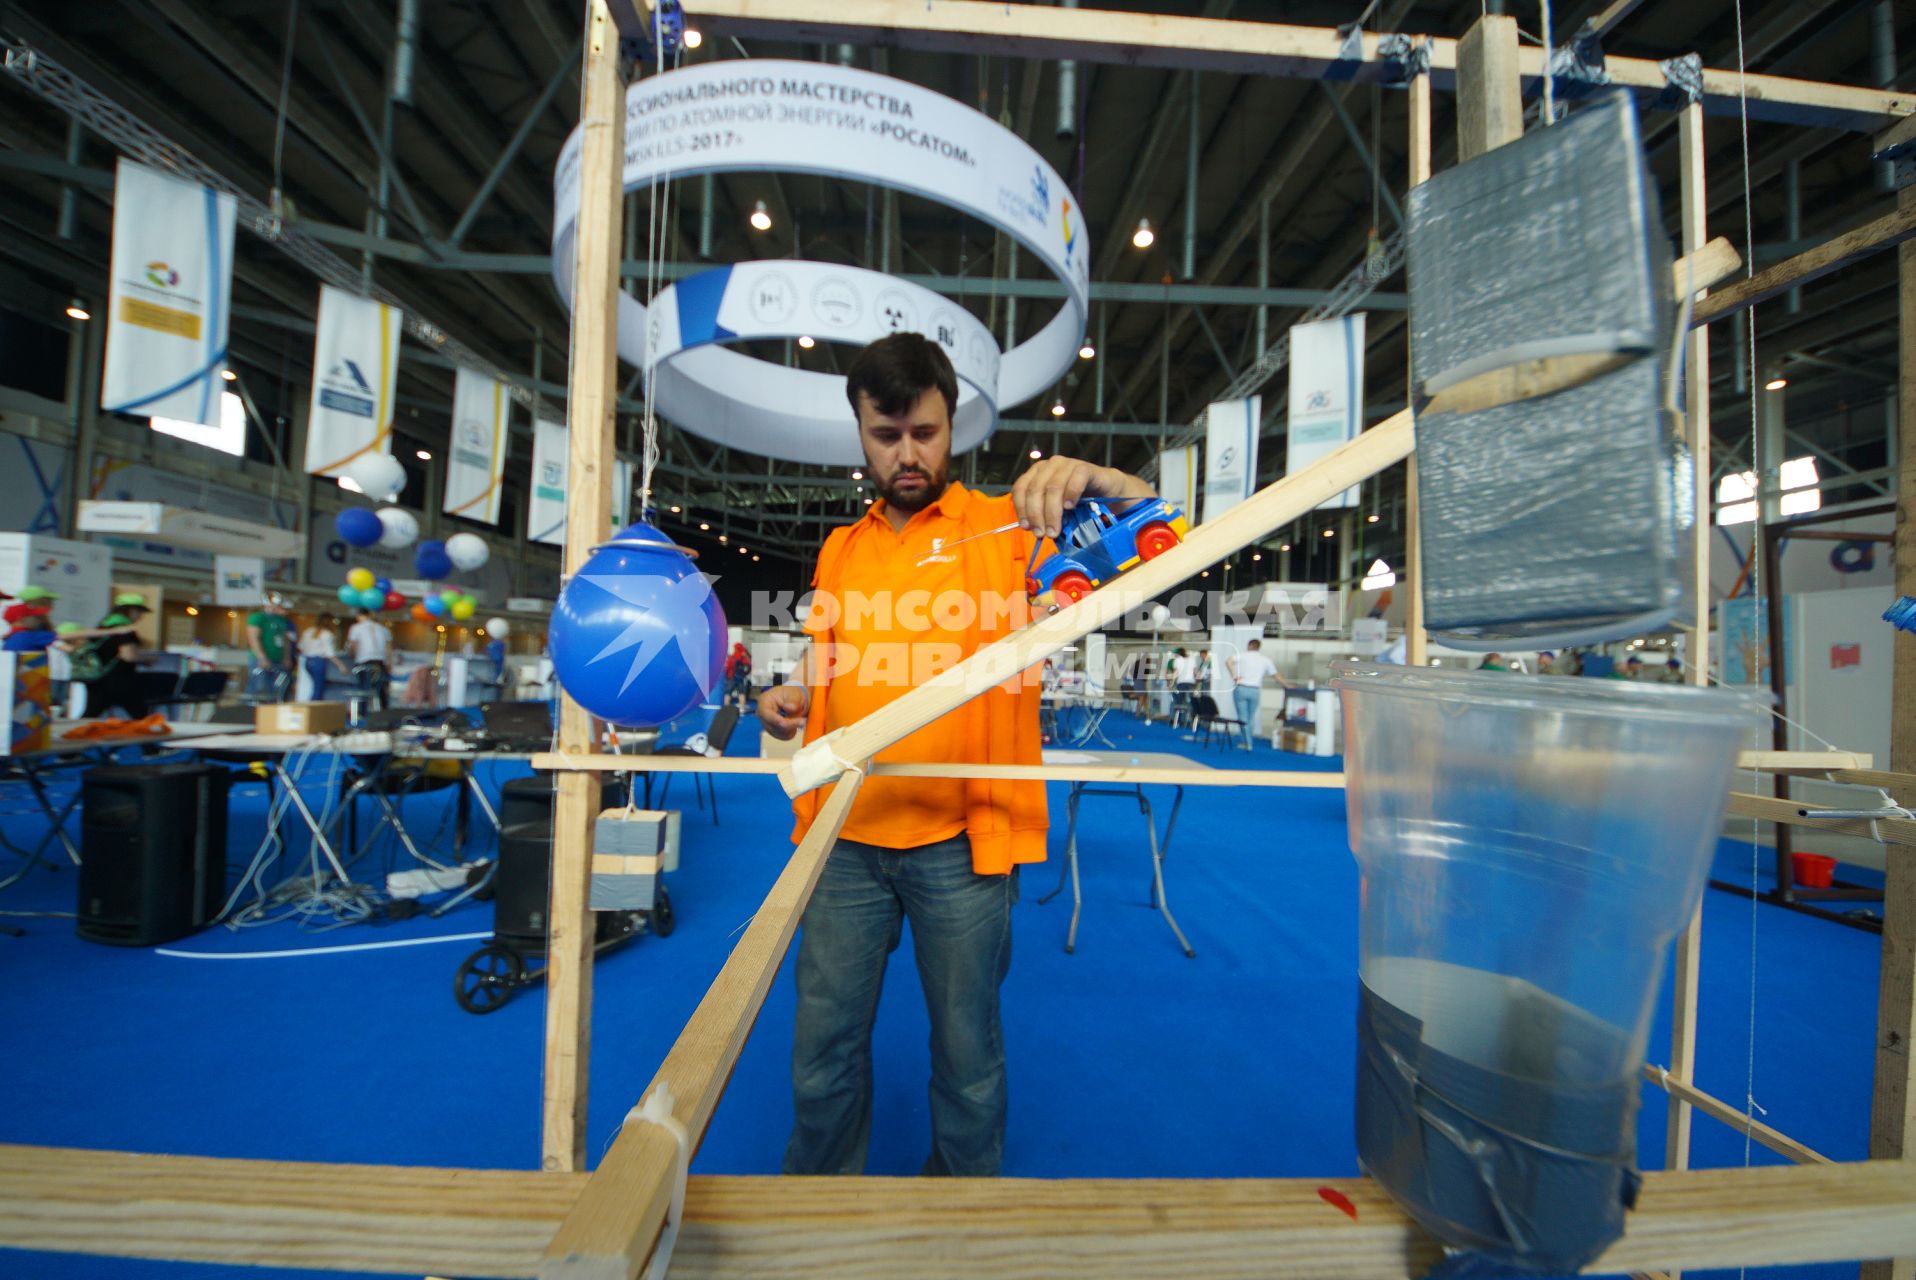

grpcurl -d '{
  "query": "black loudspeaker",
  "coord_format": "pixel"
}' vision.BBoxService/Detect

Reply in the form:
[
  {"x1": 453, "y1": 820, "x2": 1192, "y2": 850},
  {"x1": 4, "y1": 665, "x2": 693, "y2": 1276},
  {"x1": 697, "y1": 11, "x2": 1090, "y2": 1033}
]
[
  {"x1": 77, "y1": 762, "x2": 229, "y2": 946},
  {"x1": 493, "y1": 822, "x2": 553, "y2": 950},
  {"x1": 491, "y1": 778, "x2": 621, "y2": 950}
]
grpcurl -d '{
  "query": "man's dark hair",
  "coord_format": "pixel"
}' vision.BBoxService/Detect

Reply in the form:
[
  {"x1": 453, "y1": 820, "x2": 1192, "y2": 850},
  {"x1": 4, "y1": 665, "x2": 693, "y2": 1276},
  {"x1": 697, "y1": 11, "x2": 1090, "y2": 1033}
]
[
  {"x1": 844, "y1": 333, "x2": 958, "y2": 423},
  {"x1": 1248, "y1": 639, "x2": 1261, "y2": 649}
]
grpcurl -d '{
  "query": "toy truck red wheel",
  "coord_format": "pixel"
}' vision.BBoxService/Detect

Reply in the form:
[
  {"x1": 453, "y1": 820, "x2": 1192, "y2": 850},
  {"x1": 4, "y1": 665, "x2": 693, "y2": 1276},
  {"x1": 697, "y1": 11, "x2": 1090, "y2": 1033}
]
[
  {"x1": 1050, "y1": 570, "x2": 1094, "y2": 604},
  {"x1": 1136, "y1": 521, "x2": 1180, "y2": 561}
]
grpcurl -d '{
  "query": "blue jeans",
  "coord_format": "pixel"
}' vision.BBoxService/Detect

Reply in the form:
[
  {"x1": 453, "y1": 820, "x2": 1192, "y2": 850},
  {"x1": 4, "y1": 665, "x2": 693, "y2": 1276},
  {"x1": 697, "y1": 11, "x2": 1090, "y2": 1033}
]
[
  {"x1": 303, "y1": 657, "x2": 332, "y2": 701},
  {"x1": 784, "y1": 833, "x2": 1016, "y2": 1177},
  {"x1": 1233, "y1": 684, "x2": 1261, "y2": 748}
]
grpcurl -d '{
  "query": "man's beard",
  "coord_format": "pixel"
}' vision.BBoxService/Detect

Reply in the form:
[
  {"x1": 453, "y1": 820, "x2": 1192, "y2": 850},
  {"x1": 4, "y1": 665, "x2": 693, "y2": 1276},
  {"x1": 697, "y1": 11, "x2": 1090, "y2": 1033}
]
[{"x1": 876, "y1": 463, "x2": 949, "y2": 513}]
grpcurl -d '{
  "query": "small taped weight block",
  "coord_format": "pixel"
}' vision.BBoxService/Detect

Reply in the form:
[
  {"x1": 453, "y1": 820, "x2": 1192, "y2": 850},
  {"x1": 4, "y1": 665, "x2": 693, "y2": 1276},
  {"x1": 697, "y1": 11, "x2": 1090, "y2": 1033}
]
[{"x1": 591, "y1": 808, "x2": 667, "y2": 911}]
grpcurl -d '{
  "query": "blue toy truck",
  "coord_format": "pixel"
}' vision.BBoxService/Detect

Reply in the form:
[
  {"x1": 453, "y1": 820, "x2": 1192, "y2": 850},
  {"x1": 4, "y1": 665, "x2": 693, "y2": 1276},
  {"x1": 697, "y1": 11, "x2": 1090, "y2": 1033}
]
[{"x1": 1025, "y1": 496, "x2": 1189, "y2": 605}]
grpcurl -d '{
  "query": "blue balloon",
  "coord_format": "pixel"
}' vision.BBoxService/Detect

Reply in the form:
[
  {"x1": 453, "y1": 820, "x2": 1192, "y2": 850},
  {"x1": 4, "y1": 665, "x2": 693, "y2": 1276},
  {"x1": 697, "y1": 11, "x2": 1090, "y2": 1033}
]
[
  {"x1": 373, "y1": 576, "x2": 392, "y2": 594},
  {"x1": 423, "y1": 594, "x2": 449, "y2": 617},
  {"x1": 414, "y1": 539, "x2": 453, "y2": 581},
  {"x1": 357, "y1": 587, "x2": 386, "y2": 610},
  {"x1": 334, "y1": 507, "x2": 383, "y2": 548},
  {"x1": 550, "y1": 521, "x2": 727, "y2": 728},
  {"x1": 336, "y1": 584, "x2": 359, "y2": 605}
]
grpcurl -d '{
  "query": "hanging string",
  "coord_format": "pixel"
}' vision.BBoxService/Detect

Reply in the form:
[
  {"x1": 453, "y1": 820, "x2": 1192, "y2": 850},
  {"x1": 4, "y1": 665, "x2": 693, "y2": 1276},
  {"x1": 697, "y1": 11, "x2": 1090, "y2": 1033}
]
[
  {"x1": 636, "y1": 22, "x2": 679, "y2": 518},
  {"x1": 1539, "y1": 0, "x2": 1555, "y2": 125}
]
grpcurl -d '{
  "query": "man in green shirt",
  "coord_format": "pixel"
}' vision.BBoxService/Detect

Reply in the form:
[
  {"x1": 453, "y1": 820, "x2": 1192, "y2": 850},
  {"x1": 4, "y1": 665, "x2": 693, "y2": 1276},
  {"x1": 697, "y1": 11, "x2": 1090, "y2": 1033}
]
[{"x1": 246, "y1": 594, "x2": 295, "y2": 701}]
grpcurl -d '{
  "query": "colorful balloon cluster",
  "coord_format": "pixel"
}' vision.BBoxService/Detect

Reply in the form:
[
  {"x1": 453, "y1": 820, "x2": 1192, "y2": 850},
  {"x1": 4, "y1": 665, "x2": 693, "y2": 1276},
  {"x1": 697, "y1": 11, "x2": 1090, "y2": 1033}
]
[
  {"x1": 337, "y1": 567, "x2": 405, "y2": 613},
  {"x1": 410, "y1": 588, "x2": 478, "y2": 624}
]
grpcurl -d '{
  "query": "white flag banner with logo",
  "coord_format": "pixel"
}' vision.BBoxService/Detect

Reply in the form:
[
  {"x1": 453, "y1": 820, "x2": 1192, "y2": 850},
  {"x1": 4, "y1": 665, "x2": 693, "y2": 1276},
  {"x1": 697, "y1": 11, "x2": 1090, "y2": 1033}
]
[
  {"x1": 527, "y1": 418, "x2": 569, "y2": 546},
  {"x1": 214, "y1": 554, "x2": 267, "y2": 608},
  {"x1": 100, "y1": 159, "x2": 237, "y2": 427},
  {"x1": 1158, "y1": 445, "x2": 1199, "y2": 522},
  {"x1": 443, "y1": 368, "x2": 509, "y2": 525},
  {"x1": 1202, "y1": 396, "x2": 1261, "y2": 524},
  {"x1": 1287, "y1": 313, "x2": 1365, "y2": 509},
  {"x1": 305, "y1": 284, "x2": 401, "y2": 477}
]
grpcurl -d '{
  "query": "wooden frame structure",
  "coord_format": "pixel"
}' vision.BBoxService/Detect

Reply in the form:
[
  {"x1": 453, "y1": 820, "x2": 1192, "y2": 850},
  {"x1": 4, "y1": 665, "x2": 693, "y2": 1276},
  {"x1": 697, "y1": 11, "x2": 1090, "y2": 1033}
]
[{"x1": 3, "y1": 3, "x2": 1914, "y2": 1277}]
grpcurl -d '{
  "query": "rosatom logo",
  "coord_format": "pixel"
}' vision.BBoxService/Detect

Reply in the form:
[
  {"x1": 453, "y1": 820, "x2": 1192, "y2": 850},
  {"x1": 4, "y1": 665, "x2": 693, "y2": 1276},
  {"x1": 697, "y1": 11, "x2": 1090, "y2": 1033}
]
[
  {"x1": 1061, "y1": 195, "x2": 1078, "y2": 266},
  {"x1": 1306, "y1": 389, "x2": 1332, "y2": 411},
  {"x1": 144, "y1": 261, "x2": 180, "y2": 289},
  {"x1": 318, "y1": 360, "x2": 376, "y2": 418},
  {"x1": 330, "y1": 361, "x2": 373, "y2": 393}
]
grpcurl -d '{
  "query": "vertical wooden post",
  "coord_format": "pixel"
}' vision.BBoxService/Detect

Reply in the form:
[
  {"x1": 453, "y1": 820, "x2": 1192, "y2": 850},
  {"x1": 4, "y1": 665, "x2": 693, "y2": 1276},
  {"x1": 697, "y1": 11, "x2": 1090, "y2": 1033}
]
[
  {"x1": 1455, "y1": 16, "x2": 1523, "y2": 164},
  {"x1": 1665, "y1": 101, "x2": 1711, "y2": 1203},
  {"x1": 1403, "y1": 46, "x2": 1431, "y2": 667},
  {"x1": 542, "y1": 0, "x2": 624, "y2": 1175},
  {"x1": 1864, "y1": 176, "x2": 1916, "y2": 1280}
]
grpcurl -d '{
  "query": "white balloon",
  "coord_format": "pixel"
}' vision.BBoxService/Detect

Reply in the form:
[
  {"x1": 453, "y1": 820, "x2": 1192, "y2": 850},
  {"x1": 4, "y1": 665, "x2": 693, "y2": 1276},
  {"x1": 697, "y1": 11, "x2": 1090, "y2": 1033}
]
[
  {"x1": 484, "y1": 616, "x2": 510, "y2": 637},
  {"x1": 1150, "y1": 603, "x2": 1171, "y2": 624},
  {"x1": 347, "y1": 452, "x2": 407, "y2": 503},
  {"x1": 445, "y1": 531, "x2": 490, "y2": 571},
  {"x1": 375, "y1": 506, "x2": 419, "y2": 549}
]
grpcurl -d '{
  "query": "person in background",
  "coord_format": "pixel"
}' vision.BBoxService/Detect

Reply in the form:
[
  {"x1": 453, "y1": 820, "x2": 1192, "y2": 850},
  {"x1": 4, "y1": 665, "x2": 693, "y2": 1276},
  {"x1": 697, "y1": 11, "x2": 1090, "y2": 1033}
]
[
  {"x1": 246, "y1": 595, "x2": 295, "y2": 700},
  {"x1": 1168, "y1": 647, "x2": 1196, "y2": 726},
  {"x1": 2, "y1": 605, "x2": 56, "y2": 651},
  {"x1": 1534, "y1": 650, "x2": 1557, "y2": 676},
  {"x1": 1224, "y1": 638, "x2": 1284, "y2": 750},
  {"x1": 75, "y1": 594, "x2": 152, "y2": 719},
  {"x1": 1663, "y1": 657, "x2": 1684, "y2": 683},
  {"x1": 1479, "y1": 652, "x2": 1508, "y2": 672},
  {"x1": 297, "y1": 614, "x2": 350, "y2": 700},
  {"x1": 724, "y1": 641, "x2": 753, "y2": 709},
  {"x1": 347, "y1": 607, "x2": 393, "y2": 710},
  {"x1": 1623, "y1": 655, "x2": 1644, "y2": 680}
]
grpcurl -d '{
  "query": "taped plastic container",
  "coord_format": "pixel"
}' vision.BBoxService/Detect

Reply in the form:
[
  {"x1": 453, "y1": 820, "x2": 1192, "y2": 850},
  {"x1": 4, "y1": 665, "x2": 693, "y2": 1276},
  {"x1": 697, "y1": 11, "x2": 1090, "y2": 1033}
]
[{"x1": 1331, "y1": 661, "x2": 1761, "y2": 1273}]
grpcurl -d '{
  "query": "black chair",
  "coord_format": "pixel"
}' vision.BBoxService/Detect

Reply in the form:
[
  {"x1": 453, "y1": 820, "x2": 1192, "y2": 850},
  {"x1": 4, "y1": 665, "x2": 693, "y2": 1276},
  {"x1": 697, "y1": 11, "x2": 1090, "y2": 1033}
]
[
  {"x1": 341, "y1": 709, "x2": 474, "y2": 859},
  {"x1": 1192, "y1": 694, "x2": 1246, "y2": 751},
  {"x1": 651, "y1": 705, "x2": 740, "y2": 825}
]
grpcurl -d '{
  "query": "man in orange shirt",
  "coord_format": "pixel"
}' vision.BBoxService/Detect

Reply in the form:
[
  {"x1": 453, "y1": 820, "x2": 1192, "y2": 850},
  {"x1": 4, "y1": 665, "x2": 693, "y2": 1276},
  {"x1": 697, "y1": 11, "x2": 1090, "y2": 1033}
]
[{"x1": 760, "y1": 333, "x2": 1156, "y2": 1176}]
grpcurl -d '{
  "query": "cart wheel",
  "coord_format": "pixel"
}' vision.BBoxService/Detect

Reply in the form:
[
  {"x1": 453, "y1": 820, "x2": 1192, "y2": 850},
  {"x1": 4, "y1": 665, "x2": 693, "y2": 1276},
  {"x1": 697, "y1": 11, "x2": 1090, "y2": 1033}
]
[
  {"x1": 455, "y1": 944, "x2": 524, "y2": 1014},
  {"x1": 1051, "y1": 571, "x2": 1094, "y2": 604},
  {"x1": 1136, "y1": 521, "x2": 1180, "y2": 561},
  {"x1": 650, "y1": 886, "x2": 676, "y2": 938}
]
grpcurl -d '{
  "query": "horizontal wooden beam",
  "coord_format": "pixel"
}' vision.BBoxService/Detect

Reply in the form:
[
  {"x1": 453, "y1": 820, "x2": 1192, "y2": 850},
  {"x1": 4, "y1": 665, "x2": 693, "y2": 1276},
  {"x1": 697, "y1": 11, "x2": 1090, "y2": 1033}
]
[
  {"x1": 1640, "y1": 1065, "x2": 1834, "y2": 1166},
  {"x1": 1739, "y1": 750, "x2": 1875, "y2": 772},
  {"x1": 1727, "y1": 789, "x2": 1916, "y2": 849},
  {"x1": 1694, "y1": 199, "x2": 1916, "y2": 326},
  {"x1": 686, "y1": 0, "x2": 1915, "y2": 132},
  {"x1": 533, "y1": 751, "x2": 1347, "y2": 789},
  {"x1": 6, "y1": 1144, "x2": 1915, "y2": 1279}
]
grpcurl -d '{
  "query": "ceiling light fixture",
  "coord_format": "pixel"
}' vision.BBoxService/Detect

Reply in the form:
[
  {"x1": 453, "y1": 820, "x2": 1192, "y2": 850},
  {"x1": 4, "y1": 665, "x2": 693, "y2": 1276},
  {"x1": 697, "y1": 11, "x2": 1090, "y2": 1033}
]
[
  {"x1": 797, "y1": 334, "x2": 815, "y2": 349},
  {"x1": 699, "y1": 522, "x2": 710, "y2": 531},
  {"x1": 1280, "y1": 543, "x2": 1292, "y2": 551},
  {"x1": 1131, "y1": 218, "x2": 1155, "y2": 249},
  {"x1": 416, "y1": 449, "x2": 432, "y2": 461},
  {"x1": 220, "y1": 368, "x2": 238, "y2": 382},
  {"x1": 1251, "y1": 552, "x2": 1262, "y2": 561},
  {"x1": 749, "y1": 200, "x2": 772, "y2": 232},
  {"x1": 670, "y1": 504, "x2": 682, "y2": 513},
  {"x1": 1049, "y1": 399, "x2": 1066, "y2": 417},
  {"x1": 682, "y1": 27, "x2": 703, "y2": 48},
  {"x1": 1366, "y1": 513, "x2": 1379, "y2": 523},
  {"x1": 1765, "y1": 376, "x2": 1789, "y2": 391},
  {"x1": 1078, "y1": 342, "x2": 1096, "y2": 360},
  {"x1": 64, "y1": 299, "x2": 89, "y2": 321},
  {"x1": 1029, "y1": 448, "x2": 1043, "y2": 459},
  {"x1": 850, "y1": 469, "x2": 863, "y2": 480},
  {"x1": 1322, "y1": 529, "x2": 1335, "y2": 537}
]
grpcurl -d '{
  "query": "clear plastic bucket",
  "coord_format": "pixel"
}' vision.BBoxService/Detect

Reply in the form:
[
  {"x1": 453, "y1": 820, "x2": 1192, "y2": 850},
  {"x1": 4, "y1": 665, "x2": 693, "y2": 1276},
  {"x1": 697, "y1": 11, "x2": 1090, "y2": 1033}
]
[{"x1": 1331, "y1": 661, "x2": 1761, "y2": 1272}]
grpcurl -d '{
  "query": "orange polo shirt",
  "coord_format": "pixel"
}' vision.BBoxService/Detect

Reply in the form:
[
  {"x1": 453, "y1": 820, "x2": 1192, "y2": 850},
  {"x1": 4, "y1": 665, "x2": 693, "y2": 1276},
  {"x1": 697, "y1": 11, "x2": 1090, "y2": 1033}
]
[{"x1": 803, "y1": 482, "x2": 1040, "y2": 850}]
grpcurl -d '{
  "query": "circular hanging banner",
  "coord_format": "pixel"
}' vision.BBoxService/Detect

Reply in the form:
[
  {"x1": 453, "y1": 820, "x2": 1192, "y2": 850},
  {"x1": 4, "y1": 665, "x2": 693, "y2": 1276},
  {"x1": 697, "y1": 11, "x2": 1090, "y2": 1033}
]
[
  {"x1": 646, "y1": 261, "x2": 1003, "y2": 459},
  {"x1": 552, "y1": 59, "x2": 1090, "y2": 466}
]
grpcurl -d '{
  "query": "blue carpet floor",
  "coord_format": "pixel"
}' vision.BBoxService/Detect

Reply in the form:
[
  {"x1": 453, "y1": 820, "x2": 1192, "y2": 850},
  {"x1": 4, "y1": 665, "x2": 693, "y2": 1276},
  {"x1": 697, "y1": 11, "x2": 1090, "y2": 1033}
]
[{"x1": 0, "y1": 712, "x2": 1882, "y2": 1279}]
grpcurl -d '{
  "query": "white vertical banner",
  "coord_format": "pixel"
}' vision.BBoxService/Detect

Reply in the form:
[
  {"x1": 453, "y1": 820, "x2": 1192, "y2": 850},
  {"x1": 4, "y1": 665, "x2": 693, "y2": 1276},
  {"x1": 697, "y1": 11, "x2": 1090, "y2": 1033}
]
[
  {"x1": 1203, "y1": 395, "x2": 1261, "y2": 524},
  {"x1": 101, "y1": 159, "x2": 237, "y2": 427},
  {"x1": 613, "y1": 458, "x2": 634, "y2": 531},
  {"x1": 306, "y1": 284, "x2": 401, "y2": 476},
  {"x1": 1158, "y1": 445, "x2": 1199, "y2": 522},
  {"x1": 527, "y1": 418, "x2": 569, "y2": 546},
  {"x1": 1287, "y1": 313, "x2": 1365, "y2": 509},
  {"x1": 1083, "y1": 631, "x2": 1107, "y2": 698},
  {"x1": 443, "y1": 368, "x2": 509, "y2": 525}
]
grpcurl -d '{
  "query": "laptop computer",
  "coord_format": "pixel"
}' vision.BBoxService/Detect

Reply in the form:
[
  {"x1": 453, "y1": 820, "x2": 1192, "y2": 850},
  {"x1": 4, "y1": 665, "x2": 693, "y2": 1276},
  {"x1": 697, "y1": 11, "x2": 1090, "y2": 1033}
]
[{"x1": 479, "y1": 701, "x2": 558, "y2": 753}]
